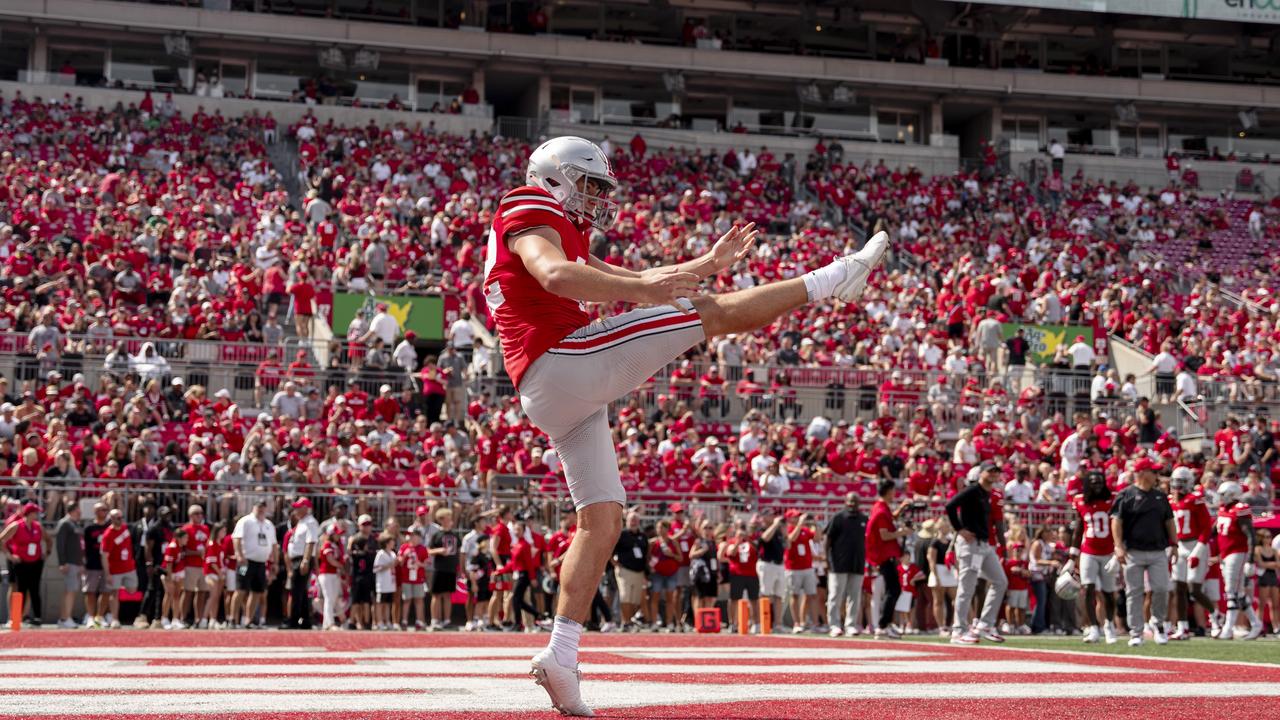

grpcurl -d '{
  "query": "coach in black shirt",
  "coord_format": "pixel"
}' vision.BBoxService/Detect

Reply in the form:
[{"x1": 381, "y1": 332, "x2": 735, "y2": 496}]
[
  {"x1": 1110, "y1": 456, "x2": 1176, "y2": 646},
  {"x1": 824, "y1": 493, "x2": 865, "y2": 635},
  {"x1": 613, "y1": 511, "x2": 649, "y2": 627},
  {"x1": 943, "y1": 463, "x2": 1008, "y2": 641}
]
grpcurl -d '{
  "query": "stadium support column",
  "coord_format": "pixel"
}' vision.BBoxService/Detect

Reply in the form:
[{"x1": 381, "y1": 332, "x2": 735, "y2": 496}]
[
  {"x1": 928, "y1": 101, "x2": 943, "y2": 146},
  {"x1": 31, "y1": 33, "x2": 48, "y2": 75}
]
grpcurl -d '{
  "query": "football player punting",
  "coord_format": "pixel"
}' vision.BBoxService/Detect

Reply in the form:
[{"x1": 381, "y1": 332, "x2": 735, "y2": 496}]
[
  {"x1": 486, "y1": 136, "x2": 891, "y2": 716},
  {"x1": 1213, "y1": 481, "x2": 1263, "y2": 640},
  {"x1": 1070, "y1": 471, "x2": 1120, "y2": 644},
  {"x1": 1168, "y1": 466, "x2": 1214, "y2": 640}
]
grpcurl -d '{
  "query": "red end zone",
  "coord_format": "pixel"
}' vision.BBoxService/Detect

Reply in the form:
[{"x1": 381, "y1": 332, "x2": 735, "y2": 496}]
[{"x1": 0, "y1": 631, "x2": 1275, "y2": 720}]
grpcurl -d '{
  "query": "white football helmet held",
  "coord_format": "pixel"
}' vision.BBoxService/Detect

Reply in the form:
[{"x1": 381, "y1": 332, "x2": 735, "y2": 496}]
[
  {"x1": 1055, "y1": 572, "x2": 1081, "y2": 601},
  {"x1": 1216, "y1": 480, "x2": 1243, "y2": 507},
  {"x1": 526, "y1": 136, "x2": 618, "y2": 231}
]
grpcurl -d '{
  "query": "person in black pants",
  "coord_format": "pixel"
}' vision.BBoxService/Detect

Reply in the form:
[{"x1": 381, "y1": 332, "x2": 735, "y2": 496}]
[
  {"x1": 866, "y1": 479, "x2": 910, "y2": 638},
  {"x1": 140, "y1": 505, "x2": 173, "y2": 627}
]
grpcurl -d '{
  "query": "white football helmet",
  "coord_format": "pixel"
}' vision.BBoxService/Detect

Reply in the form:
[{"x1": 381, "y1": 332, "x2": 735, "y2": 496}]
[
  {"x1": 1217, "y1": 480, "x2": 1243, "y2": 507},
  {"x1": 1055, "y1": 572, "x2": 1081, "y2": 601},
  {"x1": 526, "y1": 136, "x2": 618, "y2": 231},
  {"x1": 1169, "y1": 466, "x2": 1196, "y2": 493}
]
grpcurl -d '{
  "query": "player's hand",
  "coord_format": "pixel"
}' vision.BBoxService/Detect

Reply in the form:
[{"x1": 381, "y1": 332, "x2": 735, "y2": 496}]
[
  {"x1": 299, "y1": 560, "x2": 310, "y2": 575},
  {"x1": 639, "y1": 267, "x2": 701, "y2": 310},
  {"x1": 710, "y1": 223, "x2": 758, "y2": 272},
  {"x1": 1114, "y1": 549, "x2": 1127, "y2": 566}
]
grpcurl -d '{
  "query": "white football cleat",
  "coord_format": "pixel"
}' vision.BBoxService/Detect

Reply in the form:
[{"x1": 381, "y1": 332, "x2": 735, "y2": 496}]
[
  {"x1": 1103, "y1": 622, "x2": 1118, "y2": 645},
  {"x1": 1243, "y1": 624, "x2": 1263, "y2": 641},
  {"x1": 531, "y1": 649, "x2": 594, "y2": 717},
  {"x1": 828, "y1": 626, "x2": 843, "y2": 638},
  {"x1": 1128, "y1": 635, "x2": 1143, "y2": 647},
  {"x1": 1082, "y1": 626, "x2": 1100, "y2": 644},
  {"x1": 832, "y1": 231, "x2": 889, "y2": 302},
  {"x1": 1153, "y1": 627, "x2": 1168, "y2": 645}
]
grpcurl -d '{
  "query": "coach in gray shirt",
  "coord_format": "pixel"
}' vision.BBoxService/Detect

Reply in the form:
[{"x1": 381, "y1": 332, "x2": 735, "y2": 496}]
[
  {"x1": 55, "y1": 505, "x2": 84, "y2": 628},
  {"x1": 1110, "y1": 457, "x2": 1177, "y2": 646}
]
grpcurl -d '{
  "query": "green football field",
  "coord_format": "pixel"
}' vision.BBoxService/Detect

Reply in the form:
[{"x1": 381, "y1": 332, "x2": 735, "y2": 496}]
[{"x1": 899, "y1": 633, "x2": 1280, "y2": 664}]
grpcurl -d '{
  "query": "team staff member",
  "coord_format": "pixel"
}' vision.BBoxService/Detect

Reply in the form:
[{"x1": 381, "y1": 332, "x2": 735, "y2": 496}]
[
  {"x1": 285, "y1": 497, "x2": 321, "y2": 629},
  {"x1": 755, "y1": 508, "x2": 787, "y2": 630},
  {"x1": 945, "y1": 463, "x2": 1009, "y2": 644},
  {"x1": 99, "y1": 509, "x2": 137, "y2": 629},
  {"x1": 825, "y1": 493, "x2": 866, "y2": 638},
  {"x1": 232, "y1": 500, "x2": 277, "y2": 629},
  {"x1": 1110, "y1": 457, "x2": 1177, "y2": 646},
  {"x1": 866, "y1": 479, "x2": 910, "y2": 639},
  {"x1": 0, "y1": 503, "x2": 47, "y2": 626},
  {"x1": 178, "y1": 506, "x2": 211, "y2": 629},
  {"x1": 611, "y1": 511, "x2": 648, "y2": 630}
]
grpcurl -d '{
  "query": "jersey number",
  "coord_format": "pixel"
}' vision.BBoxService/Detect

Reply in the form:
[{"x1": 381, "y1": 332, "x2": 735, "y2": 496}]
[
  {"x1": 738, "y1": 544, "x2": 751, "y2": 563},
  {"x1": 1174, "y1": 509, "x2": 1191, "y2": 536},
  {"x1": 1085, "y1": 511, "x2": 1109, "y2": 539},
  {"x1": 1216, "y1": 516, "x2": 1233, "y2": 537}
]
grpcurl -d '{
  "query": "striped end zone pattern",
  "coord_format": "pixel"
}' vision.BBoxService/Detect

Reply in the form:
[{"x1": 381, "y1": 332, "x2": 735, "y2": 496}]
[{"x1": 0, "y1": 632, "x2": 1275, "y2": 719}]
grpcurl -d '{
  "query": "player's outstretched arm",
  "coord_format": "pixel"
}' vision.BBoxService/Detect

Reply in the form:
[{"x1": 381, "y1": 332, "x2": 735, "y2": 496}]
[
  {"x1": 645, "y1": 222, "x2": 758, "y2": 281},
  {"x1": 512, "y1": 227, "x2": 699, "y2": 307}
]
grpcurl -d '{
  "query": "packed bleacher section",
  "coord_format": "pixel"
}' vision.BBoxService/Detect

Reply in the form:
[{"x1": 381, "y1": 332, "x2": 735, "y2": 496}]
[{"x1": 1, "y1": 88, "x2": 1278, "y2": 637}]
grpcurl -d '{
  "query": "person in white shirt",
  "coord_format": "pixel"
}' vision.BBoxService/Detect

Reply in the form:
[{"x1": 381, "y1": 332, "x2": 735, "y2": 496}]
[
  {"x1": 1059, "y1": 423, "x2": 1090, "y2": 475},
  {"x1": 230, "y1": 500, "x2": 277, "y2": 628},
  {"x1": 1066, "y1": 336, "x2": 1096, "y2": 370},
  {"x1": 758, "y1": 459, "x2": 790, "y2": 496},
  {"x1": 952, "y1": 429, "x2": 977, "y2": 466},
  {"x1": 1003, "y1": 473, "x2": 1035, "y2": 504},
  {"x1": 690, "y1": 437, "x2": 726, "y2": 470},
  {"x1": 361, "y1": 304, "x2": 401, "y2": 347},
  {"x1": 285, "y1": 498, "x2": 322, "y2": 629},
  {"x1": 1148, "y1": 341, "x2": 1179, "y2": 399},
  {"x1": 1174, "y1": 367, "x2": 1198, "y2": 402},
  {"x1": 393, "y1": 332, "x2": 419, "y2": 372},
  {"x1": 448, "y1": 312, "x2": 475, "y2": 351},
  {"x1": 373, "y1": 534, "x2": 399, "y2": 630}
]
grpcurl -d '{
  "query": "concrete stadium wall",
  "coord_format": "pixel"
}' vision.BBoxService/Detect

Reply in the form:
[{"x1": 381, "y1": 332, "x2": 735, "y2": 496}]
[
  {"x1": 0, "y1": 80, "x2": 494, "y2": 137},
  {"x1": 551, "y1": 122, "x2": 961, "y2": 178},
  {"x1": 4, "y1": 0, "x2": 1279, "y2": 111},
  {"x1": 1012, "y1": 151, "x2": 1261, "y2": 195}
]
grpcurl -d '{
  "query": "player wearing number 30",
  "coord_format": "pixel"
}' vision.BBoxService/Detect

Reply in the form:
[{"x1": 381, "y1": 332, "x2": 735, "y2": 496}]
[
  {"x1": 1214, "y1": 481, "x2": 1264, "y2": 640},
  {"x1": 485, "y1": 136, "x2": 890, "y2": 716},
  {"x1": 1070, "y1": 471, "x2": 1119, "y2": 645}
]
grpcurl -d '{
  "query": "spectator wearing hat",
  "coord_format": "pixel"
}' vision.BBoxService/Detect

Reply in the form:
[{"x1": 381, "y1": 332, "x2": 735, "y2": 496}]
[
  {"x1": 284, "y1": 497, "x2": 321, "y2": 629},
  {"x1": 393, "y1": 331, "x2": 419, "y2": 373},
  {"x1": 348, "y1": 513, "x2": 379, "y2": 630},
  {"x1": 231, "y1": 500, "x2": 276, "y2": 629},
  {"x1": 360, "y1": 302, "x2": 401, "y2": 347},
  {"x1": 1, "y1": 502, "x2": 48, "y2": 625},
  {"x1": 1066, "y1": 335, "x2": 1097, "y2": 371},
  {"x1": 824, "y1": 492, "x2": 866, "y2": 637},
  {"x1": 1110, "y1": 456, "x2": 1176, "y2": 646},
  {"x1": 316, "y1": 523, "x2": 346, "y2": 631},
  {"x1": 945, "y1": 462, "x2": 1010, "y2": 644},
  {"x1": 54, "y1": 502, "x2": 85, "y2": 629}
]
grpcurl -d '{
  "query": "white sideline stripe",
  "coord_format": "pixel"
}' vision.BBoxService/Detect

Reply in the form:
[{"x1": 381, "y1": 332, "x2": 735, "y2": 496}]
[
  {"x1": 4, "y1": 681, "x2": 1279, "y2": 715},
  {"x1": 980, "y1": 642, "x2": 1280, "y2": 670},
  {"x1": 0, "y1": 659, "x2": 1150, "y2": 677},
  {"x1": 0, "y1": 647, "x2": 931, "y2": 661}
]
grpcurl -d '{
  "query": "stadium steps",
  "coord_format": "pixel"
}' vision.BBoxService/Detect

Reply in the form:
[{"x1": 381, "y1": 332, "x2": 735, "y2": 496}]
[{"x1": 267, "y1": 137, "x2": 304, "y2": 207}]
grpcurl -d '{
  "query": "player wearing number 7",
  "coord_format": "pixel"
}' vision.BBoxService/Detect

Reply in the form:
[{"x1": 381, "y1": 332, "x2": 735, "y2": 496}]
[
  {"x1": 485, "y1": 136, "x2": 890, "y2": 716},
  {"x1": 1070, "y1": 471, "x2": 1120, "y2": 644},
  {"x1": 1213, "y1": 480, "x2": 1264, "y2": 640},
  {"x1": 1168, "y1": 466, "x2": 1214, "y2": 640}
]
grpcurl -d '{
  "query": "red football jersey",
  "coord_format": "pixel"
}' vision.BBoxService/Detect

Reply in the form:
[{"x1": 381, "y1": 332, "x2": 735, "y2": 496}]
[
  {"x1": 783, "y1": 526, "x2": 814, "y2": 570},
  {"x1": 483, "y1": 185, "x2": 591, "y2": 388},
  {"x1": 1216, "y1": 502, "x2": 1252, "y2": 557},
  {"x1": 1072, "y1": 495, "x2": 1115, "y2": 556},
  {"x1": 724, "y1": 538, "x2": 759, "y2": 577},
  {"x1": 1172, "y1": 491, "x2": 1212, "y2": 543},
  {"x1": 398, "y1": 543, "x2": 429, "y2": 584}
]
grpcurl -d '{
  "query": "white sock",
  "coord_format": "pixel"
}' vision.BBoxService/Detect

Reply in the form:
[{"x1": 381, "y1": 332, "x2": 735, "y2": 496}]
[
  {"x1": 802, "y1": 261, "x2": 846, "y2": 302},
  {"x1": 1177, "y1": 621, "x2": 1188, "y2": 632},
  {"x1": 547, "y1": 615, "x2": 583, "y2": 668},
  {"x1": 1222, "y1": 609, "x2": 1238, "y2": 632},
  {"x1": 1245, "y1": 605, "x2": 1260, "y2": 626}
]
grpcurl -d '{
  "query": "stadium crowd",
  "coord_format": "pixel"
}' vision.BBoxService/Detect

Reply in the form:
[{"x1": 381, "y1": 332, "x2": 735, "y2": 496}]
[{"x1": 0, "y1": 88, "x2": 1277, "y2": 641}]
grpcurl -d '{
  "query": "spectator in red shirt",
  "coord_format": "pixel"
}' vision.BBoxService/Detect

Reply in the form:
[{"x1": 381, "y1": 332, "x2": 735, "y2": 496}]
[
  {"x1": 99, "y1": 509, "x2": 137, "y2": 629},
  {"x1": 783, "y1": 510, "x2": 818, "y2": 632},
  {"x1": 287, "y1": 273, "x2": 316, "y2": 337}
]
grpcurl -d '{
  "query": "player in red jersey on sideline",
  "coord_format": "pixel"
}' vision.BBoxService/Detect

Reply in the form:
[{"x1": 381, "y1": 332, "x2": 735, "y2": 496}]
[
  {"x1": 1168, "y1": 466, "x2": 1214, "y2": 640},
  {"x1": 1213, "y1": 480, "x2": 1263, "y2": 640},
  {"x1": 1070, "y1": 471, "x2": 1120, "y2": 644},
  {"x1": 487, "y1": 136, "x2": 888, "y2": 716}
]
